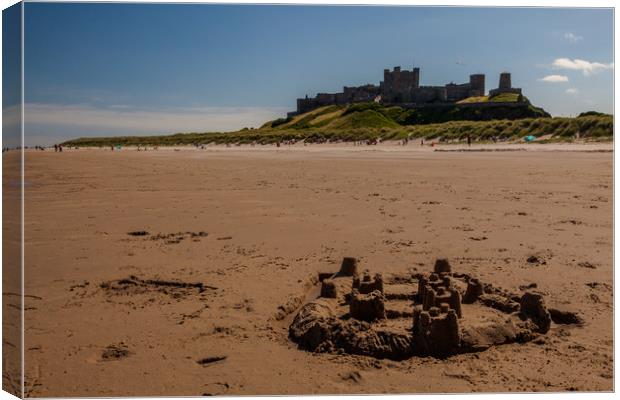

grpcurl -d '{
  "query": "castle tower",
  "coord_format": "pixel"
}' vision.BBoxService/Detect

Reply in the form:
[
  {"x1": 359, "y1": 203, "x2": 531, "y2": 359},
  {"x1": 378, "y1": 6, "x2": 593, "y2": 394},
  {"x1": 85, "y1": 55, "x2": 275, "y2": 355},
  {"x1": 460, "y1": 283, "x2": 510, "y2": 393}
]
[
  {"x1": 469, "y1": 74, "x2": 485, "y2": 96},
  {"x1": 499, "y1": 72, "x2": 511, "y2": 90},
  {"x1": 413, "y1": 67, "x2": 420, "y2": 89}
]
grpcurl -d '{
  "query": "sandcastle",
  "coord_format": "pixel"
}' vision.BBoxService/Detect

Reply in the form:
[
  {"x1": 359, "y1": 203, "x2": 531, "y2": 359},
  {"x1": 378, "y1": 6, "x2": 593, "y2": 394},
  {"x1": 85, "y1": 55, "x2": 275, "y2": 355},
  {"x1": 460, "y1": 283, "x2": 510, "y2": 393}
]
[{"x1": 289, "y1": 257, "x2": 571, "y2": 359}]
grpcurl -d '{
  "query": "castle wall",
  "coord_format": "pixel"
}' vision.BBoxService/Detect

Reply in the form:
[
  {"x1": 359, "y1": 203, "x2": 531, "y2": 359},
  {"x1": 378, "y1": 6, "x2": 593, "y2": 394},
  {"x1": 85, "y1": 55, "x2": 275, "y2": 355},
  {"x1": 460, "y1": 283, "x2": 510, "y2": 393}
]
[
  {"x1": 343, "y1": 84, "x2": 381, "y2": 103},
  {"x1": 489, "y1": 87, "x2": 522, "y2": 97},
  {"x1": 445, "y1": 83, "x2": 471, "y2": 102},
  {"x1": 394, "y1": 101, "x2": 528, "y2": 109},
  {"x1": 445, "y1": 74, "x2": 486, "y2": 102},
  {"x1": 296, "y1": 91, "x2": 349, "y2": 114},
  {"x1": 412, "y1": 86, "x2": 447, "y2": 103},
  {"x1": 296, "y1": 97, "x2": 316, "y2": 114}
]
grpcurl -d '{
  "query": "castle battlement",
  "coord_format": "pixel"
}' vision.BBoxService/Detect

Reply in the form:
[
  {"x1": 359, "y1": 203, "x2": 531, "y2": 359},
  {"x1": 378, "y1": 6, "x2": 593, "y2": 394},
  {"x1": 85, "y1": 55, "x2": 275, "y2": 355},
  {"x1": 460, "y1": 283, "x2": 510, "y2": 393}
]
[{"x1": 290, "y1": 65, "x2": 521, "y2": 116}]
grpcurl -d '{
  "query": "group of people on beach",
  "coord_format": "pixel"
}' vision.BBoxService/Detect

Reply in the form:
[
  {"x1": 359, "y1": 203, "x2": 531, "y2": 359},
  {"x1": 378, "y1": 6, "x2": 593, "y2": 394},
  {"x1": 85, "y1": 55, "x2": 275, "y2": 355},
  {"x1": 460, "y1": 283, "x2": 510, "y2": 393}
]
[
  {"x1": 135, "y1": 146, "x2": 158, "y2": 151},
  {"x1": 352, "y1": 138, "x2": 380, "y2": 146},
  {"x1": 54, "y1": 134, "x2": 495, "y2": 152},
  {"x1": 276, "y1": 139, "x2": 299, "y2": 147}
]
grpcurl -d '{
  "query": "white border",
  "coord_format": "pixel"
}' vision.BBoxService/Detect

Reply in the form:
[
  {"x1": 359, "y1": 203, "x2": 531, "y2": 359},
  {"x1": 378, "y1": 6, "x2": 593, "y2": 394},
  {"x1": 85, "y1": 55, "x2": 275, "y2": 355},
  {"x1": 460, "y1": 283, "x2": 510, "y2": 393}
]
[
  {"x1": 20, "y1": 1, "x2": 25, "y2": 398},
  {"x1": 0, "y1": 1, "x2": 616, "y2": 400}
]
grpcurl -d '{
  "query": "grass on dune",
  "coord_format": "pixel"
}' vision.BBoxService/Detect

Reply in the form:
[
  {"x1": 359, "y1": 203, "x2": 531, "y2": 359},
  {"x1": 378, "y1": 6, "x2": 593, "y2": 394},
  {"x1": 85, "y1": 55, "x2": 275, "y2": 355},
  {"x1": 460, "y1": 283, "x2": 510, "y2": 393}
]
[
  {"x1": 63, "y1": 113, "x2": 613, "y2": 147},
  {"x1": 61, "y1": 99, "x2": 612, "y2": 147}
]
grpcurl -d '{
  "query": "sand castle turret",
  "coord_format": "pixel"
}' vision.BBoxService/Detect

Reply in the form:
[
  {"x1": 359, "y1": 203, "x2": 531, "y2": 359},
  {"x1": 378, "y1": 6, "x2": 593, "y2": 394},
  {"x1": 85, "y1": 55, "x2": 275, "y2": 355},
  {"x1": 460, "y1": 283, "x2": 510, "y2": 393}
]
[
  {"x1": 417, "y1": 262, "x2": 462, "y2": 319},
  {"x1": 520, "y1": 292, "x2": 551, "y2": 333},
  {"x1": 411, "y1": 259, "x2": 464, "y2": 356},
  {"x1": 413, "y1": 307, "x2": 460, "y2": 357},
  {"x1": 350, "y1": 289, "x2": 386, "y2": 321},
  {"x1": 433, "y1": 258, "x2": 452, "y2": 274},
  {"x1": 338, "y1": 257, "x2": 358, "y2": 277},
  {"x1": 320, "y1": 279, "x2": 337, "y2": 298},
  {"x1": 463, "y1": 278, "x2": 483, "y2": 303},
  {"x1": 449, "y1": 289, "x2": 462, "y2": 318},
  {"x1": 352, "y1": 270, "x2": 384, "y2": 294},
  {"x1": 420, "y1": 283, "x2": 463, "y2": 318}
]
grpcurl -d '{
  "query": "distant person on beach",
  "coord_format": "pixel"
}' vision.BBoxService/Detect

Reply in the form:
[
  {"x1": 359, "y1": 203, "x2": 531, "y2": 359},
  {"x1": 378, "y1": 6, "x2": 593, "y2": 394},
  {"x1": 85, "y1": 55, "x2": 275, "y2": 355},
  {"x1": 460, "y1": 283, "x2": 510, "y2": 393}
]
[
  {"x1": 467, "y1": 134, "x2": 471, "y2": 147},
  {"x1": 420, "y1": 139, "x2": 424, "y2": 146}
]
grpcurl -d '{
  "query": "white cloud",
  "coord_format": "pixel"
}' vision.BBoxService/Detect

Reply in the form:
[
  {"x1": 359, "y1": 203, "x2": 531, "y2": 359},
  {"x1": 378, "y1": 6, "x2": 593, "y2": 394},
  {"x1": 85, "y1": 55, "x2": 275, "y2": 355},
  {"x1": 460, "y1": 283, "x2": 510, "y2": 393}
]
[
  {"x1": 539, "y1": 75, "x2": 569, "y2": 83},
  {"x1": 563, "y1": 32, "x2": 583, "y2": 44},
  {"x1": 565, "y1": 88, "x2": 579, "y2": 95},
  {"x1": 552, "y1": 58, "x2": 614, "y2": 76}
]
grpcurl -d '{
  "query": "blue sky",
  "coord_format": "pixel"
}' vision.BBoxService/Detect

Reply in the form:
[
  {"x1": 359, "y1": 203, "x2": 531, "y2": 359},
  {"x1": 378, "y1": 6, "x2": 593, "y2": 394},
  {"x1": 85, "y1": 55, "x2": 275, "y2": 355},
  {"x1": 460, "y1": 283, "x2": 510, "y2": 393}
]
[{"x1": 8, "y1": 4, "x2": 616, "y2": 144}]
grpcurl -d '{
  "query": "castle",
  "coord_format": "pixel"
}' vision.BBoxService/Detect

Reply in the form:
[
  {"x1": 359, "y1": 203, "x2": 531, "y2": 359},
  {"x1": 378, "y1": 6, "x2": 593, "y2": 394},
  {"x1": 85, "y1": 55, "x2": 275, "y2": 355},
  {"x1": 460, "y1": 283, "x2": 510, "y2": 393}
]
[
  {"x1": 290, "y1": 256, "x2": 557, "y2": 359},
  {"x1": 289, "y1": 66, "x2": 522, "y2": 117}
]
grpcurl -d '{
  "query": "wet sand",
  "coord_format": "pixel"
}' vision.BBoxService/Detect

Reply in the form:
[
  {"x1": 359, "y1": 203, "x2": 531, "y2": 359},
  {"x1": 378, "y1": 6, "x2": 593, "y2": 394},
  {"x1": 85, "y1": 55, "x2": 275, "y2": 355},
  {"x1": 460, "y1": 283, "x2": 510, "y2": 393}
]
[{"x1": 18, "y1": 143, "x2": 612, "y2": 395}]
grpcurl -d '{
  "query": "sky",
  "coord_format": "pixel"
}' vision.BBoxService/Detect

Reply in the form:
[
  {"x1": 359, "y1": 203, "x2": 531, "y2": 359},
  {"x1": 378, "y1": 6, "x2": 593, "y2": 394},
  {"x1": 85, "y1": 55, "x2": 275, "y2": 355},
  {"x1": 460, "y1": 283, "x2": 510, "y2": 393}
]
[
  {"x1": 3, "y1": 4, "x2": 615, "y2": 145},
  {"x1": 3, "y1": 2, "x2": 21, "y2": 147}
]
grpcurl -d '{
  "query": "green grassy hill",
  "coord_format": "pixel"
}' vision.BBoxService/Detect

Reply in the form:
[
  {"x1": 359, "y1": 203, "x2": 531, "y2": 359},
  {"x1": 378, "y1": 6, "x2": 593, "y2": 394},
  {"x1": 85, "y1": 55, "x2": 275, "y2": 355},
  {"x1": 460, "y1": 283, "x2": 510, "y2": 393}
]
[
  {"x1": 62, "y1": 99, "x2": 612, "y2": 147},
  {"x1": 263, "y1": 98, "x2": 549, "y2": 129},
  {"x1": 63, "y1": 109, "x2": 613, "y2": 147}
]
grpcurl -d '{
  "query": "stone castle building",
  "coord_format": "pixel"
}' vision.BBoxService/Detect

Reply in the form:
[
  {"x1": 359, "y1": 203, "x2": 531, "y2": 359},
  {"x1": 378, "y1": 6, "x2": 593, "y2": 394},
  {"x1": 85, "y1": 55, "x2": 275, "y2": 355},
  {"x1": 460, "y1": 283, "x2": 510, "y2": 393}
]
[{"x1": 290, "y1": 66, "x2": 521, "y2": 117}]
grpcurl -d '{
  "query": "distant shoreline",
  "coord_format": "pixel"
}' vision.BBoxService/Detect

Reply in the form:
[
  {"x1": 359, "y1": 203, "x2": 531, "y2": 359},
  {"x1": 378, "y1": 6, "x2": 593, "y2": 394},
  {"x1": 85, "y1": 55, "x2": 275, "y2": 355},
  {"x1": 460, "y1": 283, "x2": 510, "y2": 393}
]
[{"x1": 27, "y1": 140, "x2": 614, "y2": 154}]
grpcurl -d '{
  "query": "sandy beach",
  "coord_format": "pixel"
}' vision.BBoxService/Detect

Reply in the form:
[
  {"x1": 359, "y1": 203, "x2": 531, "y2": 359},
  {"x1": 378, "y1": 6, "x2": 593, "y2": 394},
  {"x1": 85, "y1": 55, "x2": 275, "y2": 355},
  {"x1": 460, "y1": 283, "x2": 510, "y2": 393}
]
[{"x1": 16, "y1": 142, "x2": 613, "y2": 396}]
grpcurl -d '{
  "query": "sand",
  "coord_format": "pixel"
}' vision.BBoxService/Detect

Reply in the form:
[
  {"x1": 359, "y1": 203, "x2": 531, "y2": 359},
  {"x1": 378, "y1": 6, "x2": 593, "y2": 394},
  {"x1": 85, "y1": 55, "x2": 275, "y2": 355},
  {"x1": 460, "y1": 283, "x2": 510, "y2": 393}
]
[{"x1": 12, "y1": 142, "x2": 613, "y2": 396}]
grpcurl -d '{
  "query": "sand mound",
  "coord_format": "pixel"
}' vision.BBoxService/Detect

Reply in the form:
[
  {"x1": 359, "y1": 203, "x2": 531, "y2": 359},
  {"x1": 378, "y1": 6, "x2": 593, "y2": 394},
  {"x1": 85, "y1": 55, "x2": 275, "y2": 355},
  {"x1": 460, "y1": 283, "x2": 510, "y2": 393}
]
[
  {"x1": 101, "y1": 342, "x2": 131, "y2": 361},
  {"x1": 99, "y1": 275, "x2": 216, "y2": 302},
  {"x1": 126, "y1": 230, "x2": 209, "y2": 244}
]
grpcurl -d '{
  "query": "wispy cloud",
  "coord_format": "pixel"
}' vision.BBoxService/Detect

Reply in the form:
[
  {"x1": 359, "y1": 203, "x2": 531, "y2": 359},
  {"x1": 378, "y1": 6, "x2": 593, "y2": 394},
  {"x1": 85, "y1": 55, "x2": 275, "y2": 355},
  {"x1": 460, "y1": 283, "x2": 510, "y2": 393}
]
[
  {"x1": 565, "y1": 88, "x2": 579, "y2": 95},
  {"x1": 539, "y1": 75, "x2": 569, "y2": 83},
  {"x1": 20, "y1": 103, "x2": 288, "y2": 146},
  {"x1": 2, "y1": 105, "x2": 22, "y2": 148},
  {"x1": 552, "y1": 58, "x2": 614, "y2": 76},
  {"x1": 24, "y1": 103, "x2": 286, "y2": 132},
  {"x1": 563, "y1": 32, "x2": 583, "y2": 44}
]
